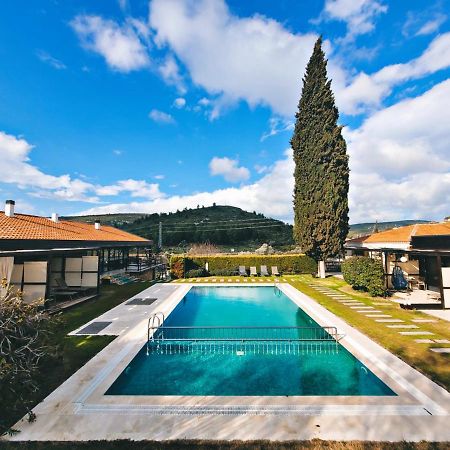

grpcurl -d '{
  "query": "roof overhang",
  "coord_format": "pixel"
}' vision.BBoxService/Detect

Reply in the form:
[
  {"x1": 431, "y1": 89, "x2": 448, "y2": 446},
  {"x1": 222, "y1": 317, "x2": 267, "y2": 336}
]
[{"x1": 0, "y1": 239, "x2": 152, "y2": 252}]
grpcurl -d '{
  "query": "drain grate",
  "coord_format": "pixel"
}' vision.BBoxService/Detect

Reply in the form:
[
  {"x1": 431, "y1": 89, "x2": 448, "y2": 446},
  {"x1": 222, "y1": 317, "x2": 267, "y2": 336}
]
[
  {"x1": 76, "y1": 321, "x2": 112, "y2": 335},
  {"x1": 127, "y1": 297, "x2": 158, "y2": 305}
]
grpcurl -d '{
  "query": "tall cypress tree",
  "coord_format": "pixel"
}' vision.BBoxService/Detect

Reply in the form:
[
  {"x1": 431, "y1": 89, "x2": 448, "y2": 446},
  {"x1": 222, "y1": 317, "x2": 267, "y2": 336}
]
[{"x1": 292, "y1": 37, "x2": 349, "y2": 261}]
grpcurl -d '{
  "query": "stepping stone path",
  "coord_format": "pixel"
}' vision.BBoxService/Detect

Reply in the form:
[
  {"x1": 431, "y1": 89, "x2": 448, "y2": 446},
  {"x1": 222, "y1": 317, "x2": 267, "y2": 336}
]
[
  {"x1": 301, "y1": 282, "x2": 448, "y2": 351},
  {"x1": 399, "y1": 331, "x2": 434, "y2": 336},
  {"x1": 376, "y1": 319, "x2": 404, "y2": 323}
]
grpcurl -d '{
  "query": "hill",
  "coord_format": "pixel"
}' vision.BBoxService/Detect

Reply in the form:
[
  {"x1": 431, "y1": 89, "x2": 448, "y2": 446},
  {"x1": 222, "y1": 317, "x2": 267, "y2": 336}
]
[
  {"x1": 64, "y1": 205, "x2": 294, "y2": 251},
  {"x1": 65, "y1": 207, "x2": 432, "y2": 251}
]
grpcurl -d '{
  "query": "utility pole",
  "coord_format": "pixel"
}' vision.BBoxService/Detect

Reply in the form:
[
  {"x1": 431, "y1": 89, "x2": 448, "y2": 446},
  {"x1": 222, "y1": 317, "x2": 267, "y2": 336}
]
[{"x1": 158, "y1": 222, "x2": 162, "y2": 250}]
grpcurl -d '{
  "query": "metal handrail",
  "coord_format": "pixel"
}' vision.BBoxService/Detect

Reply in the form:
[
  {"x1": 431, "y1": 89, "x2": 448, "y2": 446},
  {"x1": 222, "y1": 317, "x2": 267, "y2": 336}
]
[
  {"x1": 146, "y1": 312, "x2": 165, "y2": 355},
  {"x1": 148, "y1": 325, "x2": 343, "y2": 342}
]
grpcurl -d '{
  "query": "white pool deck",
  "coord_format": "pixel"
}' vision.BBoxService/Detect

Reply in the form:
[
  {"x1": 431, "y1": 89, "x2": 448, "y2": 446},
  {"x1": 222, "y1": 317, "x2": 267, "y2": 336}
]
[{"x1": 6, "y1": 283, "x2": 450, "y2": 442}]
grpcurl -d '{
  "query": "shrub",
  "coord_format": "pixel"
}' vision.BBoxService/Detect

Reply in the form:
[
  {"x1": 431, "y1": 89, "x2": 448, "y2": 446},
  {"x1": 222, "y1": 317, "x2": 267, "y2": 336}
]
[
  {"x1": 209, "y1": 268, "x2": 237, "y2": 277},
  {"x1": 170, "y1": 254, "x2": 317, "y2": 276},
  {"x1": 342, "y1": 257, "x2": 386, "y2": 297},
  {"x1": 185, "y1": 268, "x2": 209, "y2": 278},
  {"x1": 170, "y1": 258, "x2": 184, "y2": 279},
  {"x1": 0, "y1": 286, "x2": 60, "y2": 435}
]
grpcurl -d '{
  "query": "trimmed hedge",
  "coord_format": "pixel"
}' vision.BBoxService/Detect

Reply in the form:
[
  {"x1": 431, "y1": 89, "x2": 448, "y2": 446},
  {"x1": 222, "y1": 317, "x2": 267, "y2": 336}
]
[
  {"x1": 342, "y1": 256, "x2": 386, "y2": 297},
  {"x1": 185, "y1": 268, "x2": 208, "y2": 278},
  {"x1": 170, "y1": 254, "x2": 317, "y2": 278}
]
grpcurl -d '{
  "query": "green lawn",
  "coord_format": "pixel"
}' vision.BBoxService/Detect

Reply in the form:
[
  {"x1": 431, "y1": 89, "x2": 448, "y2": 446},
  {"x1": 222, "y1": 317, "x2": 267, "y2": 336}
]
[
  {"x1": 174, "y1": 275, "x2": 450, "y2": 390},
  {"x1": 2, "y1": 281, "x2": 153, "y2": 434}
]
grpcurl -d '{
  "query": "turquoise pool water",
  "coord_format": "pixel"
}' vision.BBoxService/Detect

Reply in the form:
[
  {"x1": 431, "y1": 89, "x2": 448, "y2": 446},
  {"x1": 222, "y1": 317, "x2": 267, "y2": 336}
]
[{"x1": 106, "y1": 287, "x2": 395, "y2": 396}]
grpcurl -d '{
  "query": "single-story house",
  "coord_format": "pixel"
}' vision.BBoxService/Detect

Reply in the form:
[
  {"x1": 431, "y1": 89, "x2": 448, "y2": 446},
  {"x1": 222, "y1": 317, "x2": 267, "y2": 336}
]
[
  {"x1": 345, "y1": 222, "x2": 450, "y2": 309},
  {"x1": 0, "y1": 200, "x2": 152, "y2": 305}
]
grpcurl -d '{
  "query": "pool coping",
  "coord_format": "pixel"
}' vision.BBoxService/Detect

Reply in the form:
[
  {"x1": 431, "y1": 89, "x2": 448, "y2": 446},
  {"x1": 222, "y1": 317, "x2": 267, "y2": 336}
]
[{"x1": 6, "y1": 283, "x2": 450, "y2": 442}]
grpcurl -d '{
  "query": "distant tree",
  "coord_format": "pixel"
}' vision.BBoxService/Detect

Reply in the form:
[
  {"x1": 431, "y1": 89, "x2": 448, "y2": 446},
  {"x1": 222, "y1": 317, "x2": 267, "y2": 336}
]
[{"x1": 291, "y1": 37, "x2": 349, "y2": 267}]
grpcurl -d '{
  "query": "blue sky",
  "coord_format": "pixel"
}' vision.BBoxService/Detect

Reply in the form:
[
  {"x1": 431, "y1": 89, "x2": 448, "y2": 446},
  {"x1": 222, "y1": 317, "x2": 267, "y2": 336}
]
[{"x1": 0, "y1": 0, "x2": 449, "y2": 223}]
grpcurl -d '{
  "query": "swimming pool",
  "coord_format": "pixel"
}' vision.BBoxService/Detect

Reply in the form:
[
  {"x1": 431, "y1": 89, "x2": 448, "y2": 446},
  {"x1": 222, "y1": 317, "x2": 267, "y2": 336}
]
[{"x1": 106, "y1": 286, "x2": 395, "y2": 396}]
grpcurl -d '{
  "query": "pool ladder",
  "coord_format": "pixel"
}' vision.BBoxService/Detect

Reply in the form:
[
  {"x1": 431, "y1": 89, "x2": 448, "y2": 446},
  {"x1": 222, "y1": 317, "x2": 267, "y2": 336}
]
[{"x1": 146, "y1": 312, "x2": 165, "y2": 355}]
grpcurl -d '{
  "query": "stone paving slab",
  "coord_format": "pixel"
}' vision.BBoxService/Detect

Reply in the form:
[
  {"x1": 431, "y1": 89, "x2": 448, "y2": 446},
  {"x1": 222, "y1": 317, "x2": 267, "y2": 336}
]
[
  {"x1": 373, "y1": 302, "x2": 392, "y2": 306},
  {"x1": 366, "y1": 314, "x2": 392, "y2": 318},
  {"x1": 430, "y1": 348, "x2": 450, "y2": 353},
  {"x1": 387, "y1": 325, "x2": 419, "y2": 329},
  {"x1": 376, "y1": 319, "x2": 404, "y2": 323},
  {"x1": 357, "y1": 310, "x2": 382, "y2": 313},
  {"x1": 434, "y1": 339, "x2": 450, "y2": 344},
  {"x1": 412, "y1": 319, "x2": 438, "y2": 323},
  {"x1": 399, "y1": 331, "x2": 434, "y2": 336},
  {"x1": 415, "y1": 339, "x2": 434, "y2": 343}
]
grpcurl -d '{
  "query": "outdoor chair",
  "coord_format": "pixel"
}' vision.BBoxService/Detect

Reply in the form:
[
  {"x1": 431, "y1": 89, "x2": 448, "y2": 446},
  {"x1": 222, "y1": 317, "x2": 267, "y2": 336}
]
[
  {"x1": 250, "y1": 266, "x2": 258, "y2": 276},
  {"x1": 239, "y1": 266, "x2": 247, "y2": 277},
  {"x1": 54, "y1": 277, "x2": 92, "y2": 293},
  {"x1": 260, "y1": 265, "x2": 269, "y2": 276},
  {"x1": 271, "y1": 266, "x2": 280, "y2": 276}
]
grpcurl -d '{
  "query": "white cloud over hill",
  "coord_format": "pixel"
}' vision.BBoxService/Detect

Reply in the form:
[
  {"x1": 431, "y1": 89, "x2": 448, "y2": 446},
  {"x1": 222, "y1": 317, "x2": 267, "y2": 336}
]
[{"x1": 78, "y1": 79, "x2": 450, "y2": 223}]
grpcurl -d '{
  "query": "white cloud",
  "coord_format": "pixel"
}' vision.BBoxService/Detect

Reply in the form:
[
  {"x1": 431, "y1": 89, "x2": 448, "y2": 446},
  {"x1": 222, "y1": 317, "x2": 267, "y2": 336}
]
[
  {"x1": 112, "y1": 149, "x2": 123, "y2": 156},
  {"x1": 260, "y1": 116, "x2": 294, "y2": 141},
  {"x1": 149, "y1": 0, "x2": 319, "y2": 117},
  {"x1": 154, "y1": 174, "x2": 165, "y2": 180},
  {"x1": 159, "y1": 55, "x2": 186, "y2": 93},
  {"x1": 209, "y1": 157, "x2": 250, "y2": 183},
  {"x1": 173, "y1": 97, "x2": 186, "y2": 108},
  {"x1": 36, "y1": 50, "x2": 67, "y2": 70},
  {"x1": 78, "y1": 80, "x2": 450, "y2": 224},
  {"x1": 0, "y1": 131, "x2": 98, "y2": 203},
  {"x1": 403, "y1": 11, "x2": 447, "y2": 37},
  {"x1": 148, "y1": 109, "x2": 175, "y2": 124},
  {"x1": 337, "y1": 32, "x2": 450, "y2": 114},
  {"x1": 346, "y1": 78, "x2": 450, "y2": 222},
  {"x1": 0, "y1": 130, "x2": 166, "y2": 205},
  {"x1": 79, "y1": 150, "x2": 294, "y2": 220},
  {"x1": 416, "y1": 14, "x2": 447, "y2": 35},
  {"x1": 320, "y1": 0, "x2": 387, "y2": 41},
  {"x1": 71, "y1": 15, "x2": 150, "y2": 72},
  {"x1": 95, "y1": 179, "x2": 164, "y2": 199}
]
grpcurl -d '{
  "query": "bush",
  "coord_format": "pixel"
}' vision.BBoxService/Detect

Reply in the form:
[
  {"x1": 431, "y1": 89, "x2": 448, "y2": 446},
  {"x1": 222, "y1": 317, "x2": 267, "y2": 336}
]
[
  {"x1": 170, "y1": 254, "x2": 317, "y2": 276},
  {"x1": 184, "y1": 268, "x2": 209, "y2": 278},
  {"x1": 170, "y1": 258, "x2": 184, "y2": 279},
  {"x1": 0, "y1": 287, "x2": 60, "y2": 435},
  {"x1": 342, "y1": 257, "x2": 386, "y2": 297},
  {"x1": 209, "y1": 268, "x2": 237, "y2": 277}
]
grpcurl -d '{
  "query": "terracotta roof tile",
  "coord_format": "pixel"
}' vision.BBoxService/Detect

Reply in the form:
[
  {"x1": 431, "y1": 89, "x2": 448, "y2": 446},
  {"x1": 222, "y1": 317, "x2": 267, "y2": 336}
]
[
  {"x1": 0, "y1": 212, "x2": 149, "y2": 243},
  {"x1": 364, "y1": 223, "x2": 450, "y2": 244}
]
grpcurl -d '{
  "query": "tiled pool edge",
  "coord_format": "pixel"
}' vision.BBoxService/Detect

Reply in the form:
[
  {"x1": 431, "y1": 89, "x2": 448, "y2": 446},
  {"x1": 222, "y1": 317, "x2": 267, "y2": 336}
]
[{"x1": 6, "y1": 283, "x2": 450, "y2": 442}]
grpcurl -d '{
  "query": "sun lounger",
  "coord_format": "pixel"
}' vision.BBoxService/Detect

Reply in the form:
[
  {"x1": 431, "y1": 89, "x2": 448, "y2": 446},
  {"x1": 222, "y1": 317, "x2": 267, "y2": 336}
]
[
  {"x1": 260, "y1": 265, "x2": 269, "y2": 276},
  {"x1": 239, "y1": 266, "x2": 247, "y2": 276},
  {"x1": 271, "y1": 266, "x2": 280, "y2": 276},
  {"x1": 250, "y1": 266, "x2": 258, "y2": 276}
]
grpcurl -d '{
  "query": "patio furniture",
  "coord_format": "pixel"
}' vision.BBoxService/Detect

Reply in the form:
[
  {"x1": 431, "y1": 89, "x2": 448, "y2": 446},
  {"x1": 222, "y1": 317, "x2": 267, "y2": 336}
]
[
  {"x1": 250, "y1": 266, "x2": 258, "y2": 276},
  {"x1": 260, "y1": 265, "x2": 269, "y2": 276},
  {"x1": 271, "y1": 266, "x2": 280, "y2": 276},
  {"x1": 238, "y1": 266, "x2": 247, "y2": 277},
  {"x1": 54, "y1": 277, "x2": 92, "y2": 293}
]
